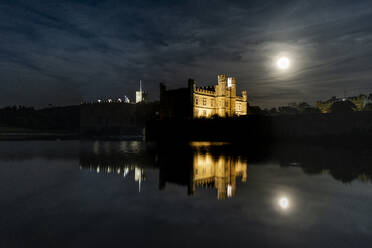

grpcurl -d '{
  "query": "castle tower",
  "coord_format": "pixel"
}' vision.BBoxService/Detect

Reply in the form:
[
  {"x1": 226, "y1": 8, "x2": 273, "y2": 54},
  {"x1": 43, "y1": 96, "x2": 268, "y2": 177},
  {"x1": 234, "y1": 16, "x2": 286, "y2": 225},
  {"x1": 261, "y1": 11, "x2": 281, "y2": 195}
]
[
  {"x1": 188, "y1": 79, "x2": 196, "y2": 118},
  {"x1": 216, "y1": 74, "x2": 227, "y2": 96},
  {"x1": 226, "y1": 77, "x2": 237, "y2": 116},
  {"x1": 227, "y1": 77, "x2": 236, "y2": 97},
  {"x1": 242, "y1": 91, "x2": 247, "y2": 102},
  {"x1": 188, "y1": 78, "x2": 196, "y2": 91},
  {"x1": 215, "y1": 74, "x2": 227, "y2": 116}
]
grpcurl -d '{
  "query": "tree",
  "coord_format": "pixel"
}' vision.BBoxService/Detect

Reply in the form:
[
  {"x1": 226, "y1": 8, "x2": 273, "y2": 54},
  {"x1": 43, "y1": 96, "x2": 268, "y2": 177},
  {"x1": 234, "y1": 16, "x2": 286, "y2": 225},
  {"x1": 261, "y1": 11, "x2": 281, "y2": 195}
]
[
  {"x1": 278, "y1": 106, "x2": 298, "y2": 115},
  {"x1": 298, "y1": 102, "x2": 311, "y2": 111},
  {"x1": 269, "y1": 107, "x2": 278, "y2": 115},
  {"x1": 363, "y1": 103, "x2": 372, "y2": 111},
  {"x1": 247, "y1": 106, "x2": 262, "y2": 115},
  {"x1": 297, "y1": 102, "x2": 321, "y2": 114},
  {"x1": 330, "y1": 100, "x2": 356, "y2": 113}
]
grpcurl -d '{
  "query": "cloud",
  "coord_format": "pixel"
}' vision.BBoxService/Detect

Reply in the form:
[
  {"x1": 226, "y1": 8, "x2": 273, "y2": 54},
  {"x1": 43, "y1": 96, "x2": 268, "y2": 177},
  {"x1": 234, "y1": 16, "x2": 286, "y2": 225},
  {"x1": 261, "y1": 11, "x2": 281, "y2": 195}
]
[{"x1": 1, "y1": 0, "x2": 372, "y2": 107}]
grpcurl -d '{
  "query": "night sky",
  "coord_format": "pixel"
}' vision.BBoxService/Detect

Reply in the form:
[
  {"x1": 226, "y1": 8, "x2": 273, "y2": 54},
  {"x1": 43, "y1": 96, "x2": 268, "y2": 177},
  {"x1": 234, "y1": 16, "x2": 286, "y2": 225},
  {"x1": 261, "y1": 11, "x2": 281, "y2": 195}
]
[{"x1": 1, "y1": 0, "x2": 372, "y2": 108}]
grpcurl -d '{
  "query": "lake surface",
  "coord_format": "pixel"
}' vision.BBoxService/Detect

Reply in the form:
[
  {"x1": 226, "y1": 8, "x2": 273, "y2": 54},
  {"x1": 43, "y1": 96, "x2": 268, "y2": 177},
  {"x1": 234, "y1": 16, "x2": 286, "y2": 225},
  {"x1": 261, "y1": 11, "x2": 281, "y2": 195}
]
[{"x1": 1, "y1": 140, "x2": 372, "y2": 248}]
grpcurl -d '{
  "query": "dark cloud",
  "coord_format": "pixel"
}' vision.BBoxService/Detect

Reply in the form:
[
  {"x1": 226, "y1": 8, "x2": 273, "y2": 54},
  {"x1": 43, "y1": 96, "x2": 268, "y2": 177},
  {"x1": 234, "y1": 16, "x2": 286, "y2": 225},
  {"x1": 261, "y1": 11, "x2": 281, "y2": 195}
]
[{"x1": 1, "y1": 0, "x2": 372, "y2": 107}]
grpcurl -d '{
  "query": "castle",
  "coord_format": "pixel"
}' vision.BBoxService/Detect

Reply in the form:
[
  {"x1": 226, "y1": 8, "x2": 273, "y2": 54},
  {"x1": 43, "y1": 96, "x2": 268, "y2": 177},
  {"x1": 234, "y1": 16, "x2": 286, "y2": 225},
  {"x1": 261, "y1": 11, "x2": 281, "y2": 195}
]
[{"x1": 160, "y1": 74, "x2": 248, "y2": 119}]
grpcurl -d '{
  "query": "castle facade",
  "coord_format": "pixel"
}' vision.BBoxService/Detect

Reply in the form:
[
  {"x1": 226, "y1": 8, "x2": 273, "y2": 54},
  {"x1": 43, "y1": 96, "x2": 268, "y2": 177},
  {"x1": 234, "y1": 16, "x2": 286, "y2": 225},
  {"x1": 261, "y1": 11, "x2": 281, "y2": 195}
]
[{"x1": 160, "y1": 74, "x2": 247, "y2": 119}]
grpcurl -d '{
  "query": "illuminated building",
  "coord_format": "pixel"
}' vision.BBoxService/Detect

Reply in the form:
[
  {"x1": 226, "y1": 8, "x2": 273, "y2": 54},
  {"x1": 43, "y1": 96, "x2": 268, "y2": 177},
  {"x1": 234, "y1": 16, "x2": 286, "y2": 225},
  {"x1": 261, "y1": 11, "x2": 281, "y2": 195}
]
[
  {"x1": 160, "y1": 74, "x2": 248, "y2": 119},
  {"x1": 80, "y1": 141, "x2": 247, "y2": 199},
  {"x1": 136, "y1": 80, "x2": 148, "y2": 103}
]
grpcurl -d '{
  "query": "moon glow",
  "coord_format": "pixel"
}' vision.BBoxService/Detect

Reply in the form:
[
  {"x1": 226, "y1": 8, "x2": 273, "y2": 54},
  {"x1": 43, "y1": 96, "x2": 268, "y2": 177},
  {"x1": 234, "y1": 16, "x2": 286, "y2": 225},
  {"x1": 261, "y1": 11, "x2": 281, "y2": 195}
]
[{"x1": 277, "y1": 57, "x2": 290, "y2": 70}]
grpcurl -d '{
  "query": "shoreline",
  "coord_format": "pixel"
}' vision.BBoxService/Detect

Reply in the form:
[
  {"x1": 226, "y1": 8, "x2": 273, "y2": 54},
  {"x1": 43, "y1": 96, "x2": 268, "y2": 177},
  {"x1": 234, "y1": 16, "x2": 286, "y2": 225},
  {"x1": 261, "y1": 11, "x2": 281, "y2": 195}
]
[
  {"x1": 0, "y1": 133, "x2": 145, "y2": 141},
  {"x1": 1, "y1": 133, "x2": 371, "y2": 149},
  {"x1": 0, "y1": 132, "x2": 80, "y2": 141}
]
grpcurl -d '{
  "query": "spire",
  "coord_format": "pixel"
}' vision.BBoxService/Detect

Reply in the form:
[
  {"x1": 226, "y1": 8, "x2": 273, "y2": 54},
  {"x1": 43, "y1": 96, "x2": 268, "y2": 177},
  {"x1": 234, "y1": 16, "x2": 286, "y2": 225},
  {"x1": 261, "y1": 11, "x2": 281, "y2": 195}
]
[{"x1": 140, "y1": 80, "x2": 142, "y2": 92}]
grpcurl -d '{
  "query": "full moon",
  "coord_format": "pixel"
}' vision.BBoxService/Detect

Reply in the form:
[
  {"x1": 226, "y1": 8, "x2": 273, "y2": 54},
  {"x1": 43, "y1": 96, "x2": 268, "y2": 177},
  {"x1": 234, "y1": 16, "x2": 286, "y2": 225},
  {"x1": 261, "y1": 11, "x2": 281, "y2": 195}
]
[
  {"x1": 277, "y1": 57, "x2": 290, "y2": 70},
  {"x1": 279, "y1": 197, "x2": 289, "y2": 209}
]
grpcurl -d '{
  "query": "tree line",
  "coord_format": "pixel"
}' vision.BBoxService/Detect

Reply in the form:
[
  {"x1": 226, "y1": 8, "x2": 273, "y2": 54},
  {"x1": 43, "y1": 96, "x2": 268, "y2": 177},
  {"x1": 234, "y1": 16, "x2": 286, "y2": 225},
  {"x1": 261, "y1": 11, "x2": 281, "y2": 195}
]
[{"x1": 0, "y1": 105, "x2": 80, "y2": 131}]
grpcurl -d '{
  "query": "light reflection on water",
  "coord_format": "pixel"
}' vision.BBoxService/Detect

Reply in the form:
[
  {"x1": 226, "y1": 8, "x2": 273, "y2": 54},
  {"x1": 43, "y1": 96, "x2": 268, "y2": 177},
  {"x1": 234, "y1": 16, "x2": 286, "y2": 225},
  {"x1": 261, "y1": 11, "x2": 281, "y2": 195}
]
[
  {"x1": 81, "y1": 141, "x2": 248, "y2": 200},
  {"x1": 1, "y1": 140, "x2": 372, "y2": 247},
  {"x1": 191, "y1": 147, "x2": 247, "y2": 200}
]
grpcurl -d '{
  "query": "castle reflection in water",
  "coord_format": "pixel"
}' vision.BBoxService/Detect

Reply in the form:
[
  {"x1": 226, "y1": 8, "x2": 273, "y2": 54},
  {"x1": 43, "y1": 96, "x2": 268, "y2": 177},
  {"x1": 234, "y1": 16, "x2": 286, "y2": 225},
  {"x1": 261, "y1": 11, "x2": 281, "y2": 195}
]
[
  {"x1": 79, "y1": 140, "x2": 372, "y2": 200},
  {"x1": 79, "y1": 141, "x2": 247, "y2": 200},
  {"x1": 190, "y1": 142, "x2": 247, "y2": 199}
]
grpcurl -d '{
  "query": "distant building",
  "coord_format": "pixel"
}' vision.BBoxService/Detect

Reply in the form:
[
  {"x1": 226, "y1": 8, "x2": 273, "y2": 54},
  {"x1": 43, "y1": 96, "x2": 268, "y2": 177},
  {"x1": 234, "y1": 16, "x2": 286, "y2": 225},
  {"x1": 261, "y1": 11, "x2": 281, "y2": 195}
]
[
  {"x1": 160, "y1": 74, "x2": 248, "y2": 119},
  {"x1": 316, "y1": 94, "x2": 372, "y2": 113},
  {"x1": 136, "y1": 80, "x2": 148, "y2": 103}
]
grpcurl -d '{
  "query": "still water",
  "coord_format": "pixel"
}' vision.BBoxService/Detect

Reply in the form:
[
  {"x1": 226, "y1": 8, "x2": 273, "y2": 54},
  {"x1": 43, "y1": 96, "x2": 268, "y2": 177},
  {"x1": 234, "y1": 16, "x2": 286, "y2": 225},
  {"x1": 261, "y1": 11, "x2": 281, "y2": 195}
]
[{"x1": 1, "y1": 140, "x2": 372, "y2": 247}]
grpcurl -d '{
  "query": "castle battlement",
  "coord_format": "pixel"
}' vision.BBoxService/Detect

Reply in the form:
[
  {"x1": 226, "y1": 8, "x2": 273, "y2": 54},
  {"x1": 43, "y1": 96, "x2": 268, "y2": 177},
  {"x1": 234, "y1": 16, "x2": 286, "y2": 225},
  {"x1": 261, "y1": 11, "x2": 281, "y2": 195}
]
[
  {"x1": 236, "y1": 95, "x2": 246, "y2": 101},
  {"x1": 194, "y1": 87, "x2": 216, "y2": 96}
]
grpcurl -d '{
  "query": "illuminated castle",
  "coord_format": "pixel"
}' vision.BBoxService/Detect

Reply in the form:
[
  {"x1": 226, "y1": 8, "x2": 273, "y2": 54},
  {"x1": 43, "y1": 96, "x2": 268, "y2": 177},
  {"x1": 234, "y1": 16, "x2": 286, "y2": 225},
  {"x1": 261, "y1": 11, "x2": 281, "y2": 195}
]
[{"x1": 160, "y1": 74, "x2": 248, "y2": 119}]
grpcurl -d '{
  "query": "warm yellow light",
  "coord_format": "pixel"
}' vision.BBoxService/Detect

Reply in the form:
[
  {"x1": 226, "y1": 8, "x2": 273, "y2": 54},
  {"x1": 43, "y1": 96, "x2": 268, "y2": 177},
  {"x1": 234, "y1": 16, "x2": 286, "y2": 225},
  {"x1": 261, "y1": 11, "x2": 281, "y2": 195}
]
[
  {"x1": 277, "y1": 57, "x2": 290, "y2": 70},
  {"x1": 279, "y1": 197, "x2": 289, "y2": 209}
]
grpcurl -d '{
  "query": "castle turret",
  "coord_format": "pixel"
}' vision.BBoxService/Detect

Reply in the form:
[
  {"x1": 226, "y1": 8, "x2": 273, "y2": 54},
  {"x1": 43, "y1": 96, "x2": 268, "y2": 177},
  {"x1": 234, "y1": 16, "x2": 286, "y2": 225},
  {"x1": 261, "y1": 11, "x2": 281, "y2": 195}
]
[
  {"x1": 226, "y1": 77, "x2": 237, "y2": 116},
  {"x1": 227, "y1": 77, "x2": 236, "y2": 97},
  {"x1": 217, "y1": 74, "x2": 227, "y2": 96},
  {"x1": 188, "y1": 79, "x2": 197, "y2": 117},
  {"x1": 188, "y1": 78, "x2": 196, "y2": 91},
  {"x1": 218, "y1": 74, "x2": 227, "y2": 84},
  {"x1": 242, "y1": 90, "x2": 247, "y2": 102}
]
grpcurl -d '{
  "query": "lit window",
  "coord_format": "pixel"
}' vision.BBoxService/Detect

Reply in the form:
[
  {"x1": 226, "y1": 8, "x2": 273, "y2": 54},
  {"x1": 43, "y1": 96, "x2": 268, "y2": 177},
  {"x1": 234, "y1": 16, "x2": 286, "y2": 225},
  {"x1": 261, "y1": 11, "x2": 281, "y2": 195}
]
[
  {"x1": 203, "y1": 98, "x2": 206, "y2": 106},
  {"x1": 225, "y1": 101, "x2": 228, "y2": 107}
]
